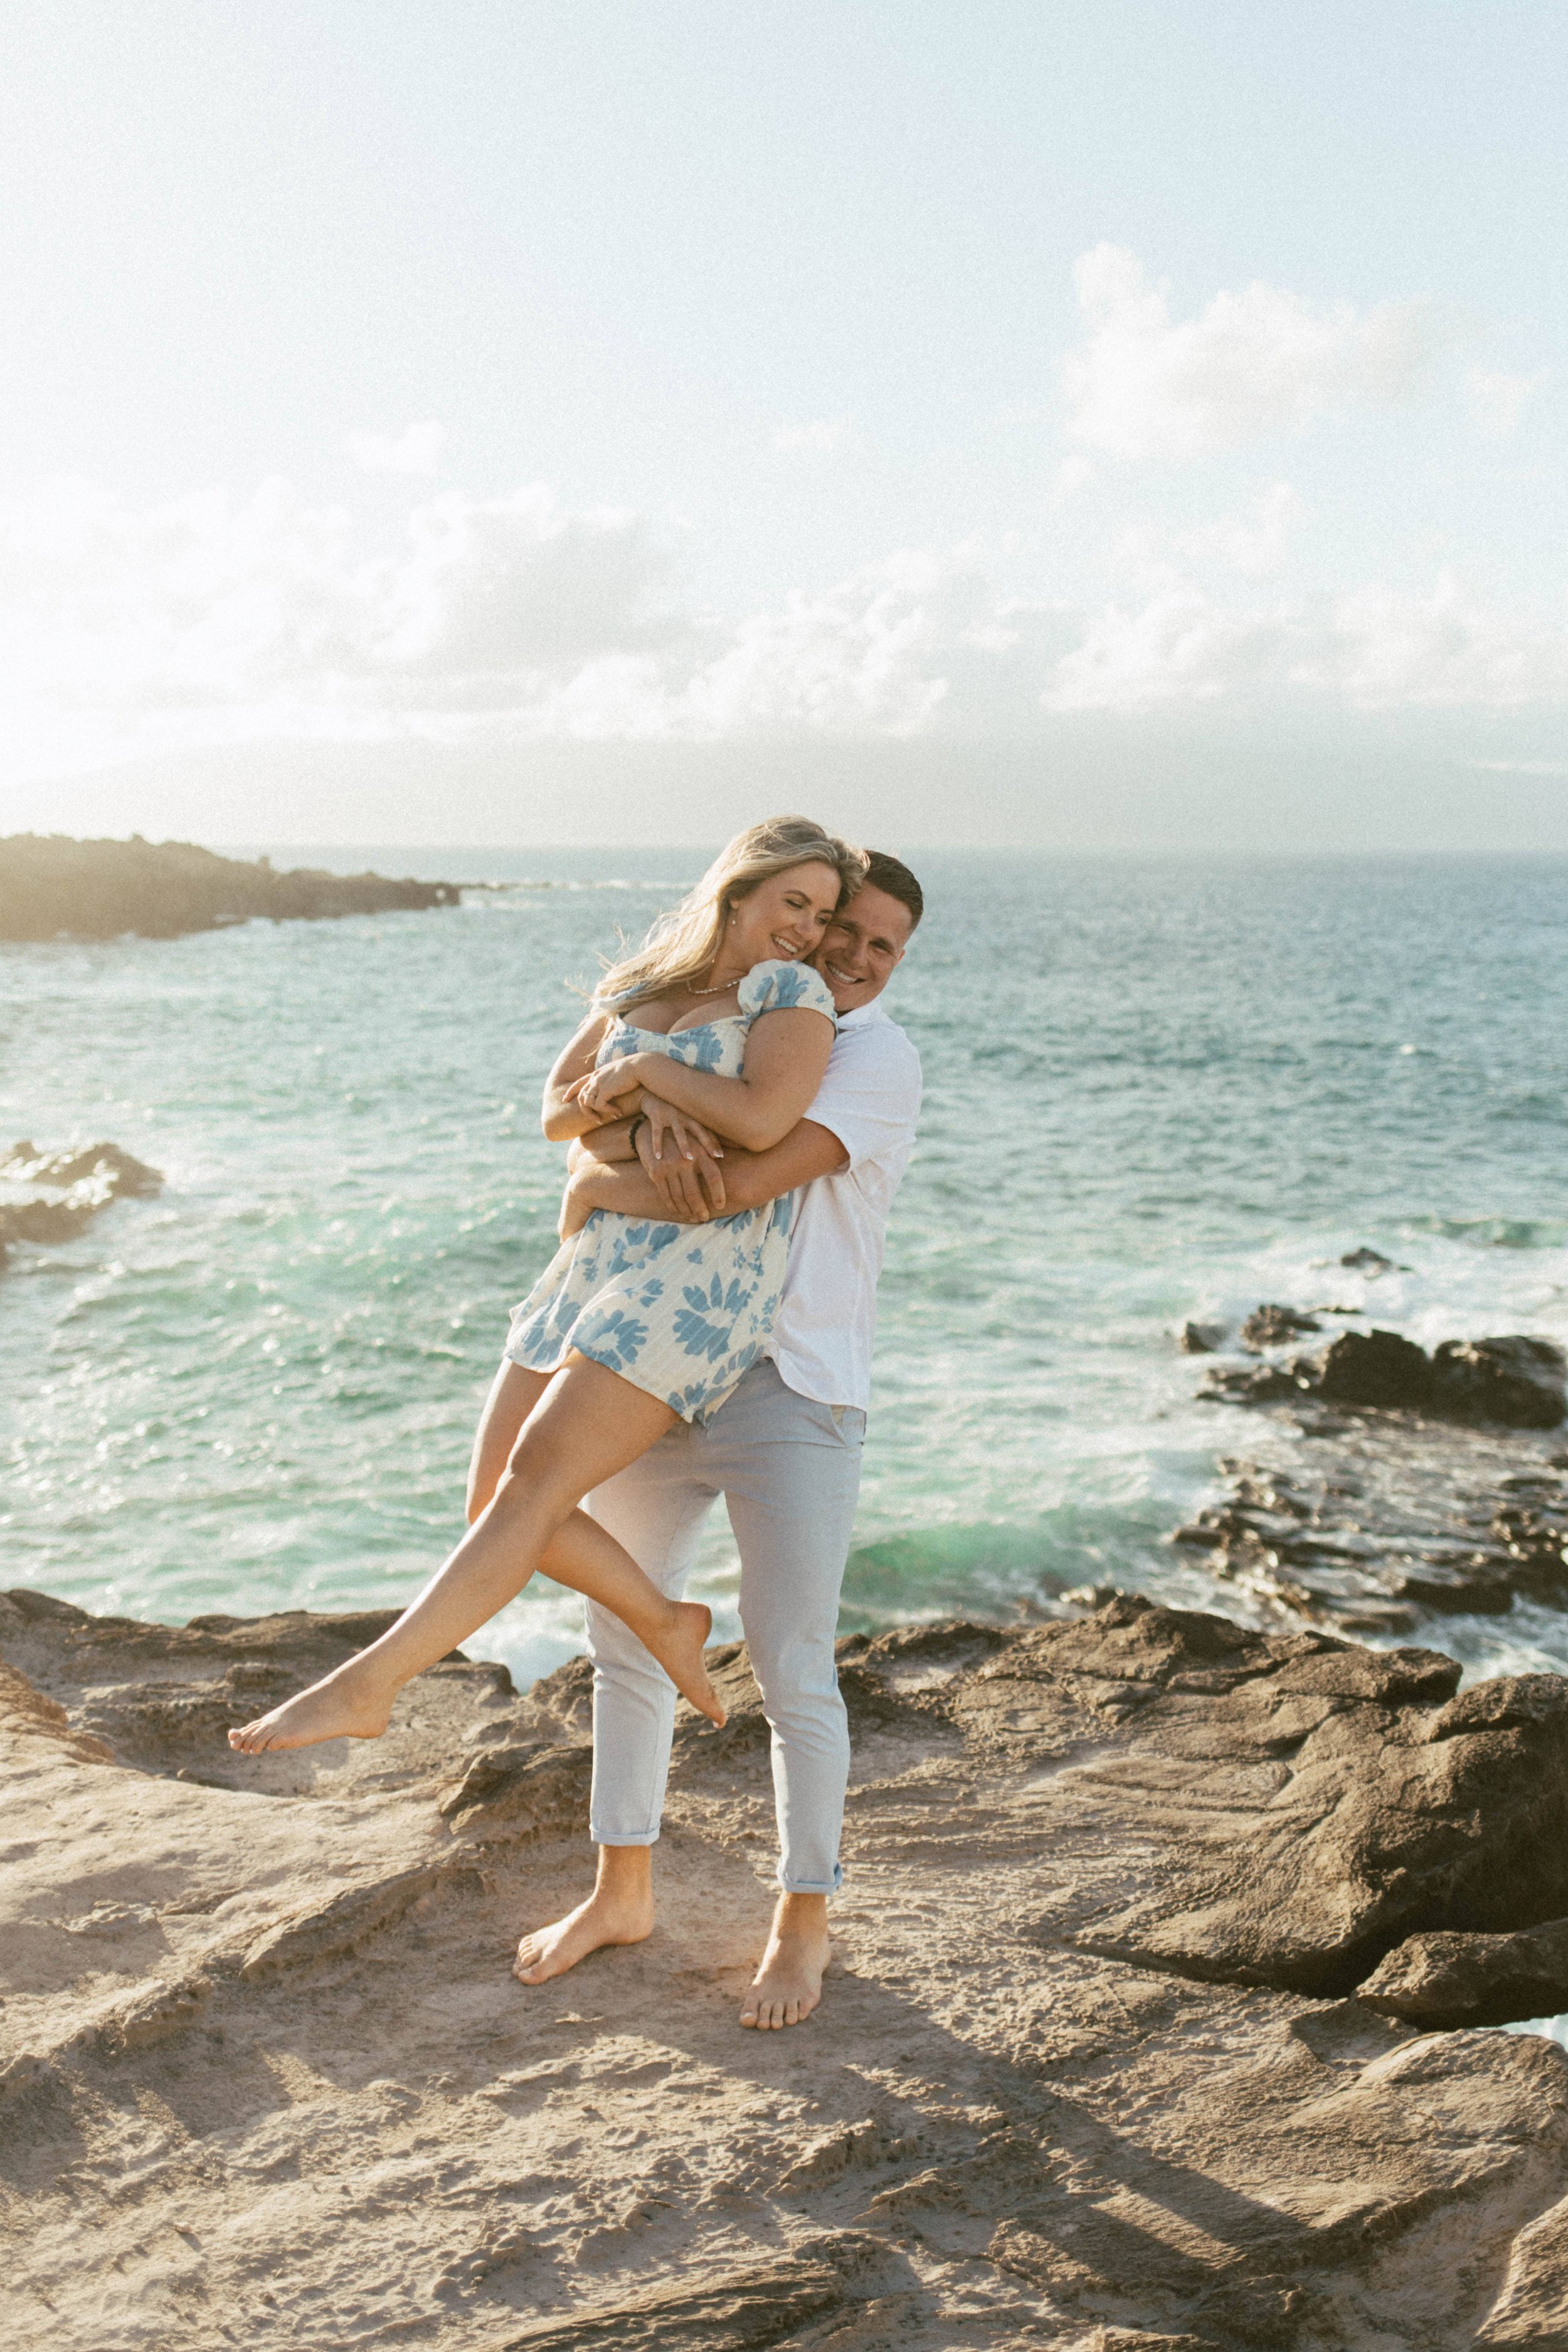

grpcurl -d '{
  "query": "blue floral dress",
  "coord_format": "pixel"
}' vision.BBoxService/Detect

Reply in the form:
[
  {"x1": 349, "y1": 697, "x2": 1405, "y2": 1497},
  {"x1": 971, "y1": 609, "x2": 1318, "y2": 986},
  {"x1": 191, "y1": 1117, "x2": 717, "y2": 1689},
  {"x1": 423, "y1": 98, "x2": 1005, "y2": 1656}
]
[{"x1": 505, "y1": 960, "x2": 838, "y2": 1421}]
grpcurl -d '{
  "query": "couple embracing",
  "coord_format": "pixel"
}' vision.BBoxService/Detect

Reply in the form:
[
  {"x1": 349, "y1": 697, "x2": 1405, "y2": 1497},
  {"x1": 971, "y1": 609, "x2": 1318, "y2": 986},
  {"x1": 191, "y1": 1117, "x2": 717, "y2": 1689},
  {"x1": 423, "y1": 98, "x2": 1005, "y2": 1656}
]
[{"x1": 231, "y1": 817, "x2": 923, "y2": 2032}]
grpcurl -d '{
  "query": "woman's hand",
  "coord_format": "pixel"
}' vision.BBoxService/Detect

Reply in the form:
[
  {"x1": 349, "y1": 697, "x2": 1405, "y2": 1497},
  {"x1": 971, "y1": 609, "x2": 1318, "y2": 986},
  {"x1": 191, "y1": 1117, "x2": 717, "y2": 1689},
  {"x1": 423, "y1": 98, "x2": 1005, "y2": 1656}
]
[
  {"x1": 638, "y1": 1096, "x2": 727, "y2": 1220},
  {"x1": 569, "y1": 1054, "x2": 649, "y2": 1123}
]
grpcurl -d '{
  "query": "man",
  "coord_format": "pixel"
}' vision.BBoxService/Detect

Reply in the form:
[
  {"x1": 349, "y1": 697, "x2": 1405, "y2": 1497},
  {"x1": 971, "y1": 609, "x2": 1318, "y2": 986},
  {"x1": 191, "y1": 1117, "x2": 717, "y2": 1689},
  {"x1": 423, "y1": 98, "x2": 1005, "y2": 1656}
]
[{"x1": 512, "y1": 850, "x2": 924, "y2": 2028}]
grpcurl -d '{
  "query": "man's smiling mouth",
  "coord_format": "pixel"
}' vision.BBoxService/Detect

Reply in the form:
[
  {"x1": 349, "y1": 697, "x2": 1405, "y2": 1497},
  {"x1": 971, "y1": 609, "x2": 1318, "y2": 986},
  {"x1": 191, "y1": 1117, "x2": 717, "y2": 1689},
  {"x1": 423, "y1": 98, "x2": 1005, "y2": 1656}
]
[{"x1": 824, "y1": 959, "x2": 863, "y2": 985}]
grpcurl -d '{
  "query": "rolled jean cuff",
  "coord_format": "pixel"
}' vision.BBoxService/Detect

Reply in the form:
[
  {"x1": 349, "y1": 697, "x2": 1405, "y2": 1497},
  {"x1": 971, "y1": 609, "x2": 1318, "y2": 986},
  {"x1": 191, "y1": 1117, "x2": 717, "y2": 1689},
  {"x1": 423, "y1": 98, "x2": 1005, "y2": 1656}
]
[
  {"x1": 590, "y1": 1823, "x2": 662, "y2": 1848},
  {"x1": 777, "y1": 1861, "x2": 844, "y2": 1895}
]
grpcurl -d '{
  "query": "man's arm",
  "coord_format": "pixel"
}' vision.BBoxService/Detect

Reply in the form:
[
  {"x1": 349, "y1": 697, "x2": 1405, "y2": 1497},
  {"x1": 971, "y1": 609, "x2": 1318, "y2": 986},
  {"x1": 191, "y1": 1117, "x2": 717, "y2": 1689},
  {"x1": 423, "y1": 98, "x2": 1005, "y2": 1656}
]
[
  {"x1": 566, "y1": 1115, "x2": 640, "y2": 1170},
  {"x1": 561, "y1": 1118, "x2": 848, "y2": 1234}
]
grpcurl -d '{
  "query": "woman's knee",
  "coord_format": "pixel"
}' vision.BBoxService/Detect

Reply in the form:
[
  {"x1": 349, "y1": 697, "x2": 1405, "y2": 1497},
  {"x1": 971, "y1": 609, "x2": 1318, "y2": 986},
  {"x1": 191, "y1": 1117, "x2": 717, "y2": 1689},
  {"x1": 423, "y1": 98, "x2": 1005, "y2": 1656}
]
[{"x1": 495, "y1": 1424, "x2": 580, "y2": 1517}]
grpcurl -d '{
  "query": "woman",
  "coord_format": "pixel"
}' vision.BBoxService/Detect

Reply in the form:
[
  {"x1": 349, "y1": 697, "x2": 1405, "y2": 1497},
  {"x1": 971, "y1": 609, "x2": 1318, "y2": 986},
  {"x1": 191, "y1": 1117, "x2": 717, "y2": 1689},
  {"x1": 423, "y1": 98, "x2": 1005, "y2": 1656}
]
[{"x1": 229, "y1": 817, "x2": 865, "y2": 1755}]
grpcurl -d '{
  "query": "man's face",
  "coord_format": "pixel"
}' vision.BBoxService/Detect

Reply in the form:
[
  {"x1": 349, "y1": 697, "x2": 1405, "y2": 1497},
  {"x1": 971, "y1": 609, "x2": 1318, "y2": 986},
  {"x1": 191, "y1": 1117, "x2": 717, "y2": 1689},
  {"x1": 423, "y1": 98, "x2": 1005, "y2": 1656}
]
[{"x1": 810, "y1": 881, "x2": 913, "y2": 1014}]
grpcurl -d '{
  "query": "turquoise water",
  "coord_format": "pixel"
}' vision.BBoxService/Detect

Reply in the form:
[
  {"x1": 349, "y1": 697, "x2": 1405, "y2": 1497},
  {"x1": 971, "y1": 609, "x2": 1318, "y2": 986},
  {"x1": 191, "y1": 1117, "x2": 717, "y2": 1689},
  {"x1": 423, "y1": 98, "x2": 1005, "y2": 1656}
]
[{"x1": 4, "y1": 848, "x2": 1568, "y2": 1692}]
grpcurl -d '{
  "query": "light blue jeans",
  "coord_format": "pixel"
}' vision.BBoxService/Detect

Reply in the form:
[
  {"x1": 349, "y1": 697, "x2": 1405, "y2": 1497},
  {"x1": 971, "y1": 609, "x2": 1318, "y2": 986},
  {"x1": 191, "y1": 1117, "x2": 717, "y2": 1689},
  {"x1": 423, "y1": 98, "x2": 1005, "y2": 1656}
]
[{"x1": 583, "y1": 1360, "x2": 866, "y2": 1895}]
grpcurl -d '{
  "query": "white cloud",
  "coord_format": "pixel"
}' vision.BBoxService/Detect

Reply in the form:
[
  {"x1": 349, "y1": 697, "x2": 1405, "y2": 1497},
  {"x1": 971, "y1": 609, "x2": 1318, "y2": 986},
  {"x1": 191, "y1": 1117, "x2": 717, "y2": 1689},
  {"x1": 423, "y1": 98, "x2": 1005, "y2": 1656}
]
[
  {"x1": 1472, "y1": 758, "x2": 1568, "y2": 775},
  {"x1": 4, "y1": 466, "x2": 1568, "y2": 785},
  {"x1": 1466, "y1": 367, "x2": 1546, "y2": 440},
  {"x1": 1044, "y1": 581, "x2": 1283, "y2": 712},
  {"x1": 683, "y1": 554, "x2": 962, "y2": 736},
  {"x1": 1308, "y1": 575, "x2": 1568, "y2": 707},
  {"x1": 771, "y1": 418, "x2": 850, "y2": 455},
  {"x1": 0, "y1": 475, "x2": 689, "y2": 770},
  {"x1": 0, "y1": 474, "x2": 1000, "y2": 765},
  {"x1": 1062, "y1": 245, "x2": 1432, "y2": 463},
  {"x1": 1042, "y1": 569, "x2": 1568, "y2": 714},
  {"x1": 371, "y1": 488, "x2": 681, "y2": 692},
  {"x1": 1046, "y1": 452, "x2": 1098, "y2": 506},
  {"x1": 346, "y1": 420, "x2": 447, "y2": 475},
  {"x1": 1179, "y1": 480, "x2": 1305, "y2": 577}
]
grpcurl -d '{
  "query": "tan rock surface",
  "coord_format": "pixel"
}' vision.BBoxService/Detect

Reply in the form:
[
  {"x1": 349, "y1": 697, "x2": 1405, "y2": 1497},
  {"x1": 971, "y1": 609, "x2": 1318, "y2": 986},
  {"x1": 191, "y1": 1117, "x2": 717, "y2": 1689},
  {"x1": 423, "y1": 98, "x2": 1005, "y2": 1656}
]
[{"x1": 4, "y1": 1587, "x2": 1568, "y2": 2349}]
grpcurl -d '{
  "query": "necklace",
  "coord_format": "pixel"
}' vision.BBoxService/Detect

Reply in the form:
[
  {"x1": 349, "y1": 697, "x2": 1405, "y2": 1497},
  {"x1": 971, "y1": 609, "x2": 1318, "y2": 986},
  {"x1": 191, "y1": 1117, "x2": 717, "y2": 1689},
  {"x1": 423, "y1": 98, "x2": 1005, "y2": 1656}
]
[{"x1": 686, "y1": 972, "x2": 739, "y2": 997}]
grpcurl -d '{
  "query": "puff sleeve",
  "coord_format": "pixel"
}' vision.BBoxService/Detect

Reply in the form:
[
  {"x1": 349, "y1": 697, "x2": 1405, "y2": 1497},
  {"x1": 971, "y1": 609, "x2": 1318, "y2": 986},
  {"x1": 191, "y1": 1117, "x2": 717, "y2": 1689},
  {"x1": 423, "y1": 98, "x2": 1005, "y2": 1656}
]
[{"x1": 736, "y1": 959, "x2": 839, "y2": 1027}]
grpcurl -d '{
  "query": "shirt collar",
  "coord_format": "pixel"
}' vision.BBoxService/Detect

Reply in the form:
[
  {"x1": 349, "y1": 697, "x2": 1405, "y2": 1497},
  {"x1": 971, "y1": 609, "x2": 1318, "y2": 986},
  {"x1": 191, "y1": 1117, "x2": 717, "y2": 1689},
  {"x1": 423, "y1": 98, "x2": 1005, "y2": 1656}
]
[{"x1": 837, "y1": 995, "x2": 889, "y2": 1030}]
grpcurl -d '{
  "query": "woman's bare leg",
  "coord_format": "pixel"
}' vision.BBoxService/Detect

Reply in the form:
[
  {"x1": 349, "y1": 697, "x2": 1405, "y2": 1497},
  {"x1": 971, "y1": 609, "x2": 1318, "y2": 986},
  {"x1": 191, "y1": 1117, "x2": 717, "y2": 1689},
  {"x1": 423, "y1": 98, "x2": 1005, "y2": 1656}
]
[
  {"x1": 468, "y1": 1360, "x2": 550, "y2": 1522},
  {"x1": 472, "y1": 1359, "x2": 684, "y2": 1622},
  {"x1": 228, "y1": 1355, "x2": 723, "y2": 1752}
]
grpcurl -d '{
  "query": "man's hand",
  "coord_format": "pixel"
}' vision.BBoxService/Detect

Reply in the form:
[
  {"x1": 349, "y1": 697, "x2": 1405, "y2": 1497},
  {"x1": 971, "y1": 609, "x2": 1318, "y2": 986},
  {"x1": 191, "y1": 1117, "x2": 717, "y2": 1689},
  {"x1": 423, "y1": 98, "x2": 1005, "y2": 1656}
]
[{"x1": 638, "y1": 1095, "x2": 726, "y2": 1221}]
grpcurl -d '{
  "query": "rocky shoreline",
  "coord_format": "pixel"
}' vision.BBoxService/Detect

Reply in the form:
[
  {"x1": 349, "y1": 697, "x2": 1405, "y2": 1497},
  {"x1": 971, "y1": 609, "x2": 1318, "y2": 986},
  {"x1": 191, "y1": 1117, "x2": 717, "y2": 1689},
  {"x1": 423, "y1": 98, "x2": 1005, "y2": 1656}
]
[
  {"x1": 6, "y1": 1583, "x2": 1568, "y2": 2348},
  {"x1": 0, "y1": 833, "x2": 464, "y2": 941},
  {"x1": 1170, "y1": 1281, "x2": 1568, "y2": 1639}
]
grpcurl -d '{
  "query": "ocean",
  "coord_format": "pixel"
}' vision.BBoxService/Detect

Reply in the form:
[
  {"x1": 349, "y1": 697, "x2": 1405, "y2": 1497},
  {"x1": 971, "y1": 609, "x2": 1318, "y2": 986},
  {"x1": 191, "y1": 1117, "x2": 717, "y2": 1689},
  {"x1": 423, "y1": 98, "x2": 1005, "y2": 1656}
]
[{"x1": 5, "y1": 847, "x2": 1568, "y2": 1698}]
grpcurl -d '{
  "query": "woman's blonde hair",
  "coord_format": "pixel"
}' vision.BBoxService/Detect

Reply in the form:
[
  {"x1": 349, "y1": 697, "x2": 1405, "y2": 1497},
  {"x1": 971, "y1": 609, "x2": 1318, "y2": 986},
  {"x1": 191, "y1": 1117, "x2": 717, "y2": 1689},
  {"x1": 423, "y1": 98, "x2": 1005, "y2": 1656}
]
[{"x1": 596, "y1": 817, "x2": 867, "y2": 1012}]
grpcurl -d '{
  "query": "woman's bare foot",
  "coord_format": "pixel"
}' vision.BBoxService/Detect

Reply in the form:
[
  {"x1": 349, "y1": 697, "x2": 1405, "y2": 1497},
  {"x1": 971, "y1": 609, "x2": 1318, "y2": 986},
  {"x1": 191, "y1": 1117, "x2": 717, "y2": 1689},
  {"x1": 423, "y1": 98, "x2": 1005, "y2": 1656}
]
[
  {"x1": 227, "y1": 1661, "x2": 393, "y2": 1754},
  {"x1": 739, "y1": 1892, "x2": 829, "y2": 2029},
  {"x1": 644, "y1": 1599, "x2": 726, "y2": 1727},
  {"x1": 514, "y1": 1882, "x2": 655, "y2": 1984}
]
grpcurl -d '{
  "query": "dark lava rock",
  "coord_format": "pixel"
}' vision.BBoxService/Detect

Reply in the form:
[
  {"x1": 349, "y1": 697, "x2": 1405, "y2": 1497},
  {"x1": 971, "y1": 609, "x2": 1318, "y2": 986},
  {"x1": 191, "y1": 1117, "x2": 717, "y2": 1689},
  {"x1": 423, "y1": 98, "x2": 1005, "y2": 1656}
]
[
  {"x1": 1179, "y1": 1319, "x2": 1226, "y2": 1353},
  {"x1": 1316, "y1": 1327, "x2": 1432, "y2": 1408},
  {"x1": 0, "y1": 832, "x2": 464, "y2": 942},
  {"x1": 1172, "y1": 1439, "x2": 1568, "y2": 1636},
  {"x1": 1202, "y1": 1315, "x2": 1568, "y2": 1436},
  {"x1": 1340, "y1": 1246, "x2": 1408, "y2": 1274},
  {"x1": 1198, "y1": 1357, "x2": 1321, "y2": 1407},
  {"x1": 1357, "y1": 1915, "x2": 1568, "y2": 2030},
  {"x1": 1240, "y1": 1303, "x2": 1322, "y2": 1351},
  {"x1": 0, "y1": 1140, "x2": 163, "y2": 1267},
  {"x1": 1430, "y1": 1335, "x2": 1567, "y2": 1430}
]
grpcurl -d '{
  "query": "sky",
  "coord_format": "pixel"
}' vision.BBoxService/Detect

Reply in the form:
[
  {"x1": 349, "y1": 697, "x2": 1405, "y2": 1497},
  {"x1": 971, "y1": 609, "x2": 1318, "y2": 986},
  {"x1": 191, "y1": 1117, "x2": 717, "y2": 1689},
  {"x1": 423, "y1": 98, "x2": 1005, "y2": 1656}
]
[{"x1": 3, "y1": 0, "x2": 1567, "y2": 851}]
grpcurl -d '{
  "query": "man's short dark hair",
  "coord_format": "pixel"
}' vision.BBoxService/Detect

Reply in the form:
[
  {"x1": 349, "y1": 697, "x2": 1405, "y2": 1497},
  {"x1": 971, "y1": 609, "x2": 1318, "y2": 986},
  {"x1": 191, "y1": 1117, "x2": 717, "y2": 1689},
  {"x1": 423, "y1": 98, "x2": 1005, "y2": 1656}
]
[{"x1": 860, "y1": 850, "x2": 923, "y2": 931}]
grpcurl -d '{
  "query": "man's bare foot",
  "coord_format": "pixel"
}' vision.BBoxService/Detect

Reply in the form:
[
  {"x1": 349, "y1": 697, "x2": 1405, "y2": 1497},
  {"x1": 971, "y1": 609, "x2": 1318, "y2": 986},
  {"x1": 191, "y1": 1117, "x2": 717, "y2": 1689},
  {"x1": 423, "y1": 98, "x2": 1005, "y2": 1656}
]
[
  {"x1": 513, "y1": 1882, "x2": 655, "y2": 1984},
  {"x1": 645, "y1": 1599, "x2": 726, "y2": 1727},
  {"x1": 227, "y1": 1661, "x2": 393, "y2": 1754},
  {"x1": 739, "y1": 1892, "x2": 829, "y2": 2029}
]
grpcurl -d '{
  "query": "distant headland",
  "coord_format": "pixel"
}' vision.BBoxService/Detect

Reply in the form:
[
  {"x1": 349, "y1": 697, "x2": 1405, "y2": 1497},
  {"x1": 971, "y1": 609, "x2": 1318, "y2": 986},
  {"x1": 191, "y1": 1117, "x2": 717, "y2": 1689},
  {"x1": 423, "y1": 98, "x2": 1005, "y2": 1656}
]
[{"x1": 0, "y1": 833, "x2": 465, "y2": 943}]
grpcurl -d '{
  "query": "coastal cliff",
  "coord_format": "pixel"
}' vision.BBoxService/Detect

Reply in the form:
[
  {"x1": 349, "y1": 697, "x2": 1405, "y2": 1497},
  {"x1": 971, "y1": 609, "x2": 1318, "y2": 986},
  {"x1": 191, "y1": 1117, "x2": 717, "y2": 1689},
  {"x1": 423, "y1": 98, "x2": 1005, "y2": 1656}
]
[
  {"x1": 0, "y1": 833, "x2": 464, "y2": 941},
  {"x1": 6, "y1": 1586, "x2": 1568, "y2": 2349}
]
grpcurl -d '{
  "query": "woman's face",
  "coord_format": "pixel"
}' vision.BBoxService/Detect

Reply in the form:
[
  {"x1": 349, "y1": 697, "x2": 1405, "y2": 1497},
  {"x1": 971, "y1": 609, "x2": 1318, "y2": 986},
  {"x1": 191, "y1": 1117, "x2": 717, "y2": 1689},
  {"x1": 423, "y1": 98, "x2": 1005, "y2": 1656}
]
[{"x1": 726, "y1": 859, "x2": 843, "y2": 968}]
